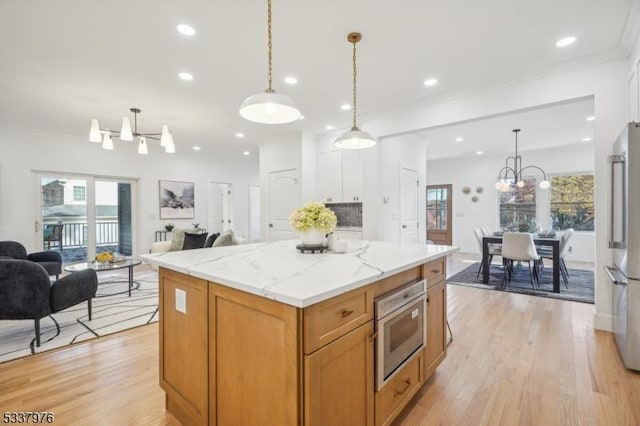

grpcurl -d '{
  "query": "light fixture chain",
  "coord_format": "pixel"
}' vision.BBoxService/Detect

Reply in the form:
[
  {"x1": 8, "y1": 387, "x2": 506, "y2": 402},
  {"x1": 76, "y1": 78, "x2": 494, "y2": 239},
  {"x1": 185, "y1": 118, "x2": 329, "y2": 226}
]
[
  {"x1": 352, "y1": 39, "x2": 357, "y2": 129},
  {"x1": 267, "y1": 0, "x2": 273, "y2": 92}
]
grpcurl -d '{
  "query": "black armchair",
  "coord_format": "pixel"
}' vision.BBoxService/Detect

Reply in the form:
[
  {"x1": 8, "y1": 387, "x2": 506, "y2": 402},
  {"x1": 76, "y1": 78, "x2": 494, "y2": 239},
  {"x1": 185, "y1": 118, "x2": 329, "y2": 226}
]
[
  {"x1": 0, "y1": 259, "x2": 98, "y2": 346},
  {"x1": 0, "y1": 240, "x2": 62, "y2": 279}
]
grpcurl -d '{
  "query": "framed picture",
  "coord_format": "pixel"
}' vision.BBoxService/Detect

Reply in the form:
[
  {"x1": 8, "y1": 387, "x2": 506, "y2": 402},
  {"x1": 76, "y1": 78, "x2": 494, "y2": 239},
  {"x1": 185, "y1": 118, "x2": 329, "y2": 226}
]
[{"x1": 159, "y1": 180, "x2": 195, "y2": 219}]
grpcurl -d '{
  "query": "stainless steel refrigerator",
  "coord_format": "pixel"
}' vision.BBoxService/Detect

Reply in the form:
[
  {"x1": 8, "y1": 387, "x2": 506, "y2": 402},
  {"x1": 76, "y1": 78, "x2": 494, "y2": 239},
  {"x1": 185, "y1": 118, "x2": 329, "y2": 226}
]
[{"x1": 605, "y1": 122, "x2": 640, "y2": 371}]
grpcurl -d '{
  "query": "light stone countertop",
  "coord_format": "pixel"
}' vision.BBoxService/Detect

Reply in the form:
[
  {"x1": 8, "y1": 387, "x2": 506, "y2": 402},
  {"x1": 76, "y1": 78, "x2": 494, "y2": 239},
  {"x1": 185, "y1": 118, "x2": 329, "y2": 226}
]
[{"x1": 140, "y1": 240, "x2": 458, "y2": 308}]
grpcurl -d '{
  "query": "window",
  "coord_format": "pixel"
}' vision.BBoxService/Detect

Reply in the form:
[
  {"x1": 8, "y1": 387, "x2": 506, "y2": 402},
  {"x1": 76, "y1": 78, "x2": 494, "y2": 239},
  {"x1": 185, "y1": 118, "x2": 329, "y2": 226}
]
[
  {"x1": 73, "y1": 185, "x2": 86, "y2": 201},
  {"x1": 550, "y1": 174, "x2": 594, "y2": 231},
  {"x1": 498, "y1": 177, "x2": 537, "y2": 232}
]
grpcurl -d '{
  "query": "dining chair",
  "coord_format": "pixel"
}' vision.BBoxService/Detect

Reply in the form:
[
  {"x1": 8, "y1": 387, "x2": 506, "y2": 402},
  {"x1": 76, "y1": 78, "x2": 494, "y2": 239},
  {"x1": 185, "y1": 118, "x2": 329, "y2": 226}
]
[
  {"x1": 474, "y1": 228, "x2": 501, "y2": 279},
  {"x1": 481, "y1": 226, "x2": 492, "y2": 236},
  {"x1": 540, "y1": 228, "x2": 574, "y2": 288},
  {"x1": 501, "y1": 232, "x2": 540, "y2": 291}
]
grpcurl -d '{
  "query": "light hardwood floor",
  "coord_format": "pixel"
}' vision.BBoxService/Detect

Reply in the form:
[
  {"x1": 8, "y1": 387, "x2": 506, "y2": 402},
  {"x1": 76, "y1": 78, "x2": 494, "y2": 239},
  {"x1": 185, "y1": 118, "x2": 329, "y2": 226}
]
[{"x1": 1, "y1": 254, "x2": 638, "y2": 425}]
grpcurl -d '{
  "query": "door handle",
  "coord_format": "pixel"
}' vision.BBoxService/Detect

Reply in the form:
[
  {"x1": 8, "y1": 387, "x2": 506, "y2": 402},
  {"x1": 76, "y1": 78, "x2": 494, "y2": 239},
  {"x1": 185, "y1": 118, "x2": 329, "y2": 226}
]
[
  {"x1": 34, "y1": 220, "x2": 40, "y2": 232},
  {"x1": 603, "y1": 265, "x2": 627, "y2": 286},
  {"x1": 402, "y1": 225, "x2": 407, "y2": 229},
  {"x1": 268, "y1": 223, "x2": 273, "y2": 228},
  {"x1": 608, "y1": 154, "x2": 626, "y2": 248}
]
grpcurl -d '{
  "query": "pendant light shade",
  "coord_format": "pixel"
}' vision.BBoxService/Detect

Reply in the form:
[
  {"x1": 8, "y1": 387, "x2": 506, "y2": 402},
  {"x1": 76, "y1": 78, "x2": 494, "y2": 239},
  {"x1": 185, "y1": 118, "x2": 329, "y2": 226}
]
[
  {"x1": 120, "y1": 117, "x2": 133, "y2": 141},
  {"x1": 239, "y1": 0, "x2": 301, "y2": 124},
  {"x1": 89, "y1": 119, "x2": 102, "y2": 142},
  {"x1": 334, "y1": 32, "x2": 376, "y2": 150},
  {"x1": 160, "y1": 125, "x2": 171, "y2": 147},
  {"x1": 239, "y1": 92, "x2": 301, "y2": 124},
  {"x1": 165, "y1": 134, "x2": 175, "y2": 153},
  {"x1": 102, "y1": 131, "x2": 114, "y2": 150},
  {"x1": 334, "y1": 128, "x2": 377, "y2": 150},
  {"x1": 137, "y1": 136, "x2": 148, "y2": 155}
]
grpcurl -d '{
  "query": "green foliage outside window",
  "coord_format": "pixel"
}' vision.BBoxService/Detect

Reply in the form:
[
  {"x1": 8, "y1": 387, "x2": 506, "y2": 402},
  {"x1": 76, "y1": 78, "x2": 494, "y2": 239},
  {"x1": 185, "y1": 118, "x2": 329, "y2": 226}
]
[
  {"x1": 550, "y1": 174, "x2": 594, "y2": 231},
  {"x1": 499, "y1": 177, "x2": 537, "y2": 232}
]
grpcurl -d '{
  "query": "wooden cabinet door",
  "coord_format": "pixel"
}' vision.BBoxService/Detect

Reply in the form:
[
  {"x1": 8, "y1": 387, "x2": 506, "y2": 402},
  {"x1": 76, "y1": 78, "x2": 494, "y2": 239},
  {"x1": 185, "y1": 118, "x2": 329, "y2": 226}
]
[
  {"x1": 424, "y1": 279, "x2": 446, "y2": 379},
  {"x1": 343, "y1": 149, "x2": 363, "y2": 202},
  {"x1": 317, "y1": 149, "x2": 343, "y2": 203},
  {"x1": 305, "y1": 321, "x2": 374, "y2": 426}
]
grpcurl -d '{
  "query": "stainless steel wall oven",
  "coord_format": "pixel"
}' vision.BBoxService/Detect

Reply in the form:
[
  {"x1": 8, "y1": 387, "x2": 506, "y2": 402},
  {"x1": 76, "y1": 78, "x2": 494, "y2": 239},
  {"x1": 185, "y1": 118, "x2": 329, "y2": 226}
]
[{"x1": 374, "y1": 279, "x2": 426, "y2": 390}]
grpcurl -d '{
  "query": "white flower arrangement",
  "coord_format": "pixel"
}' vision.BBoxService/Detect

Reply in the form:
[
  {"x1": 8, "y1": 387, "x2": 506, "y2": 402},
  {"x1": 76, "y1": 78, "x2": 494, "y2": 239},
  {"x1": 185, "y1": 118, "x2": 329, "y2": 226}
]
[{"x1": 289, "y1": 201, "x2": 337, "y2": 233}]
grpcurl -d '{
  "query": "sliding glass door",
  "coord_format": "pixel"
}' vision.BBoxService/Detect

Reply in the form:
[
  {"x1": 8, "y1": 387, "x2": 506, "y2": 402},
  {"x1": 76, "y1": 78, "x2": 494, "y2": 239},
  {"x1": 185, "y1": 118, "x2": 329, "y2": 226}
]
[{"x1": 36, "y1": 173, "x2": 137, "y2": 264}]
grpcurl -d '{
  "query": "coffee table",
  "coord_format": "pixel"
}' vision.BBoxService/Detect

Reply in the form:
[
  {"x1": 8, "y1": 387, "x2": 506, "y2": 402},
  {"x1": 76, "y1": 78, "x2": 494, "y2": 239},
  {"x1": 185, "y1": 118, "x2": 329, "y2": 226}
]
[{"x1": 64, "y1": 258, "x2": 142, "y2": 297}]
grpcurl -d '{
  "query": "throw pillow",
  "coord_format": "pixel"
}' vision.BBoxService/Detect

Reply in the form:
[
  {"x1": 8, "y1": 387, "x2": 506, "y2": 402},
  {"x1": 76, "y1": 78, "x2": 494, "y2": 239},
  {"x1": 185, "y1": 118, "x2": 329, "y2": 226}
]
[
  {"x1": 212, "y1": 229, "x2": 235, "y2": 248},
  {"x1": 204, "y1": 232, "x2": 221, "y2": 248},
  {"x1": 169, "y1": 229, "x2": 187, "y2": 251},
  {"x1": 182, "y1": 232, "x2": 207, "y2": 250}
]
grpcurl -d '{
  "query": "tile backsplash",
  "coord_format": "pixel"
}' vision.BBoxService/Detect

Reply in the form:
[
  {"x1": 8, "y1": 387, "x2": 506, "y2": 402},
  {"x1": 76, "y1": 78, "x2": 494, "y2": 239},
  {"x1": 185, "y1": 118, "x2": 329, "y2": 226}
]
[{"x1": 327, "y1": 202, "x2": 362, "y2": 227}]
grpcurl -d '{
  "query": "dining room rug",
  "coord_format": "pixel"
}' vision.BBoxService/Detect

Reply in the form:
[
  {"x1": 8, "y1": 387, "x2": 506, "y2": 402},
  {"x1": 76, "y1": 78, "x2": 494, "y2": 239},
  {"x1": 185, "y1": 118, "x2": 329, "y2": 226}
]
[
  {"x1": 0, "y1": 267, "x2": 159, "y2": 364},
  {"x1": 448, "y1": 262, "x2": 594, "y2": 304}
]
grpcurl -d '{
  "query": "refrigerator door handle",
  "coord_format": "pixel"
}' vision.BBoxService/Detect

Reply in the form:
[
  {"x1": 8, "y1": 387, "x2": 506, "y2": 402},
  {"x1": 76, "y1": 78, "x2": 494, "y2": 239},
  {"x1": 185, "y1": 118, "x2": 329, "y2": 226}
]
[
  {"x1": 608, "y1": 154, "x2": 626, "y2": 249},
  {"x1": 604, "y1": 265, "x2": 628, "y2": 286}
]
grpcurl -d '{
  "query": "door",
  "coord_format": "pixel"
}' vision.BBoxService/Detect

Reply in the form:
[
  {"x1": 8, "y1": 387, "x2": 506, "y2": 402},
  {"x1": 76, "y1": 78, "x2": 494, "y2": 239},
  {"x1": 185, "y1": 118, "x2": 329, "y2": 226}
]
[
  {"x1": 208, "y1": 182, "x2": 233, "y2": 234},
  {"x1": 426, "y1": 184, "x2": 452, "y2": 245},
  {"x1": 268, "y1": 169, "x2": 299, "y2": 241},
  {"x1": 36, "y1": 173, "x2": 137, "y2": 263},
  {"x1": 400, "y1": 167, "x2": 419, "y2": 243}
]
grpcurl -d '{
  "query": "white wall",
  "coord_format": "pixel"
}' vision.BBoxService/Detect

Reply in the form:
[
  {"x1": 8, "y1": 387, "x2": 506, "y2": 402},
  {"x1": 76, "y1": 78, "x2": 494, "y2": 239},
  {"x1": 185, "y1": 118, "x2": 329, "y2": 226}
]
[
  {"x1": 357, "y1": 58, "x2": 628, "y2": 331},
  {"x1": 0, "y1": 125, "x2": 259, "y2": 255},
  {"x1": 427, "y1": 144, "x2": 595, "y2": 262},
  {"x1": 379, "y1": 136, "x2": 428, "y2": 243}
]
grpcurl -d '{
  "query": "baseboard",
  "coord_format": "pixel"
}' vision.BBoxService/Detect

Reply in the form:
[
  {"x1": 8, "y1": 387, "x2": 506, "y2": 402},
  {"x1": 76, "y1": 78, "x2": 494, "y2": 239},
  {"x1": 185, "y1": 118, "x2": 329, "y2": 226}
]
[{"x1": 594, "y1": 312, "x2": 613, "y2": 331}]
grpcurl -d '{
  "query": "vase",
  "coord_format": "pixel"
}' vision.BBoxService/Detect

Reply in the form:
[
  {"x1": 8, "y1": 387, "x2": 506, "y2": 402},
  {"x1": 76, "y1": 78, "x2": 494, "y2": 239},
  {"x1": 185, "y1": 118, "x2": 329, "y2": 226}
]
[{"x1": 299, "y1": 229, "x2": 326, "y2": 246}]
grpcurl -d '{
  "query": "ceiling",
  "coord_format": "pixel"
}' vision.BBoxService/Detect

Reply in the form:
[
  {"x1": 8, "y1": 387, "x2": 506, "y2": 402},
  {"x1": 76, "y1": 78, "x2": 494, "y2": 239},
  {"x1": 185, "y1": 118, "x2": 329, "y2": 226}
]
[
  {"x1": 404, "y1": 97, "x2": 595, "y2": 160},
  {"x1": 0, "y1": 0, "x2": 634, "y2": 160}
]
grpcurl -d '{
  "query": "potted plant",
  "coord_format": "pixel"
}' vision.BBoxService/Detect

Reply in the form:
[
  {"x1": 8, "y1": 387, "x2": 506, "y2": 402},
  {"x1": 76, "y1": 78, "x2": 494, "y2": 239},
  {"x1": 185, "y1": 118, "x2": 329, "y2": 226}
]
[
  {"x1": 165, "y1": 223, "x2": 174, "y2": 232},
  {"x1": 289, "y1": 201, "x2": 337, "y2": 245}
]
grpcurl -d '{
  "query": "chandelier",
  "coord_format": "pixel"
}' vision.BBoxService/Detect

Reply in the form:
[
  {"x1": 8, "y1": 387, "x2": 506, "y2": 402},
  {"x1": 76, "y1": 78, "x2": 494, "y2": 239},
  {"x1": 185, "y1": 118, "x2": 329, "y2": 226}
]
[
  {"x1": 239, "y1": 0, "x2": 301, "y2": 124},
  {"x1": 89, "y1": 108, "x2": 175, "y2": 154},
  {"x1": 334, "y1": 32, "x2": 377, "y2": 149},
  {"x1": 495, "y1": 129, "x2": 550, "y2": 192}
]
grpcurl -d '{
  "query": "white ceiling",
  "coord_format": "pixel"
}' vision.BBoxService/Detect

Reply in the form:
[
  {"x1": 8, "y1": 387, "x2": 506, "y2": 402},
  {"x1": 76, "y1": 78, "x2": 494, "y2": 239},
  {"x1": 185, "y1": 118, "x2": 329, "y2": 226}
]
[
  {"x1": 405, "y1": 97, "x2": 595, "y2": 160},
  {"x1": 0, "y1": 0, "x2": 634, "y2": 159}
]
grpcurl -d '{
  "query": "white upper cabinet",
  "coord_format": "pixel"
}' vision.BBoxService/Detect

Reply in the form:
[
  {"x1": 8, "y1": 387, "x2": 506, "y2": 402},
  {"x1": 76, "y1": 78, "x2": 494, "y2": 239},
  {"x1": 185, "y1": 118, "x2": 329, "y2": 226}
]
[
  {"x1": 317, "y1": 145, "x2": 363, "y2": 204},
  {"x1": 317, "y1": 148, "x2": 343, "y2": 203}
]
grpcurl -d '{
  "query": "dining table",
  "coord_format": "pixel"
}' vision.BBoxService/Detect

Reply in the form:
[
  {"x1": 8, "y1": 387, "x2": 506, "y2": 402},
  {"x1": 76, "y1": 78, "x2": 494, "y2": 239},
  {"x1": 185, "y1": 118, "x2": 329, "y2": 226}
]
[{"x1": 482, "y1": 234, "x2": 562, "y2": 293}]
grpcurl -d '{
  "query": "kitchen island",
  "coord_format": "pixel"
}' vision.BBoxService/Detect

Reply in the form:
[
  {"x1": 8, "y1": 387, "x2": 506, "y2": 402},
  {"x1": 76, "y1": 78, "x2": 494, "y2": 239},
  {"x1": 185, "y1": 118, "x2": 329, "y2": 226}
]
[{"x1": 142, "y1": 240, "x2": 458, "y2": 426}]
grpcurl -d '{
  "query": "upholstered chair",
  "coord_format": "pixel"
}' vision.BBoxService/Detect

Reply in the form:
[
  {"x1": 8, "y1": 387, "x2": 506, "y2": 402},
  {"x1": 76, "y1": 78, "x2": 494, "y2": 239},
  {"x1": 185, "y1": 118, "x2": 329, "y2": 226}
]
[
  {"x1": 0, "y1": 240, "x2": 63, "y2": 279},
  {"x1": 501, "y1": 232, "x2": 541, "y2": 290},
  {"x1": 0, "y1": 259, "x2": 98, "y2": 346}
]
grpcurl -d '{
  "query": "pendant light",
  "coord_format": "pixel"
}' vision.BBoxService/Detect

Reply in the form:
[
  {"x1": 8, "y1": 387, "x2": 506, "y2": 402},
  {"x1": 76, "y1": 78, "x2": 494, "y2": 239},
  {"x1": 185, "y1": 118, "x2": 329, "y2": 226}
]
[
  {"x1": 334, "y1": 32, "x2": 376, "y2": 150},
  {"x1": 239, "y1": 0, "x2": 301, "y2": 124}
]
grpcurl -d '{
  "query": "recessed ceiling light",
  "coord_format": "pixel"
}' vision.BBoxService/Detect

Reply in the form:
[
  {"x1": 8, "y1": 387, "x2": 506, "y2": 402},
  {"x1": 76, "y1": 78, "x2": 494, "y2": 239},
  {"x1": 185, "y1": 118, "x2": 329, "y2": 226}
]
[
  {"x1": 586, "y1": 116, "x2": 595, "y2": 122},
  {"x1": 455, "y1": 137, "x2": 464, "y2": 142},
  {"x1": 555, "y1": 36, "x2": 576, "y2": 47},
  {"x1": 193, "y1": 146, "x2": 201, "y2": 151},
  {"x1": 423, "y1": 78, "x2": 438, "y2": 87},
  {"x1": 235, "y1": 132, "x2": 245, "y2": 138},
  {"x1": 476, "y1": 151, "x2": 483, "y2": 155},
  {"x1": 178, "y1": 72, "x2": 194, "y2": 81},
  {"x1": 176, "y1": 24, "x2": 196, "y2": 36},
  {"x1": 243, "y1": 150, "x2": 251, "y2": 156},
  {"x1": 340, "y1": 104, "x2": 352, "y2": 111},
  {"x1": 284, "y1": 76, "x2": 298, "y2": 85},
  {"x1": 582, "y1": 137, "x2": 591, "y2": 142},
  {"x1": 298, "y1": 115, "x2": 305, "y2": 120},
  {"x1": 325, "y1": 125, "x2": 334, "y2": 130}
]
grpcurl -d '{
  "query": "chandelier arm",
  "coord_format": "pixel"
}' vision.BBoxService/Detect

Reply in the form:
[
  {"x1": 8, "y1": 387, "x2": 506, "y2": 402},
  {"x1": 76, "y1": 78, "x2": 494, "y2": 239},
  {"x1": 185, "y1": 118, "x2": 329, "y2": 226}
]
[
  {"x1": 519, "y1": 165, "x2": 548, "y2": 181},
  {"x1": 497, "y1": 166, "x2": 517, "y2": 180},
  {"x1": 99, "y1": 127, "x2": 120, "y2": 136}
]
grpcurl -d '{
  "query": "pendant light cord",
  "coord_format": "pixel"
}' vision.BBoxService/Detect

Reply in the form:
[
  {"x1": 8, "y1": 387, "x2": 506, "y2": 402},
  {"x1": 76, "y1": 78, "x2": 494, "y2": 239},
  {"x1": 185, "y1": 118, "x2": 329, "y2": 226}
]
[
  {"x1": 352, "y1": 38, "x2": 358, "y2": 130},
  {"x1": 267, "y1": 0, "x2": 273, "y2": 93}
]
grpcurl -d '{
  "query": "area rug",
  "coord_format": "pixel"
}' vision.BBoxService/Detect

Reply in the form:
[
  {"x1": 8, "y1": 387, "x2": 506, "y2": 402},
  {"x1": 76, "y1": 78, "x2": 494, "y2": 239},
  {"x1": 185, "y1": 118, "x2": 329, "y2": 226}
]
[
  {"x1": 448, "y1": 262, "x2": 594, "y2": 304},
  {"x1": 0, "y1": 268, "x2": 159, "y2": 364}
]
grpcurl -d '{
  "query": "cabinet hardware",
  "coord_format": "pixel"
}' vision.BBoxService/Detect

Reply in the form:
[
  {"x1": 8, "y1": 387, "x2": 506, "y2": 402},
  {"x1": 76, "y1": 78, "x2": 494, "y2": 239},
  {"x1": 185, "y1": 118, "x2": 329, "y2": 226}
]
[
  {"x1": 268, "y1": 223, "x2": 273, "y2": 228},
  {"x1": 430, "y1": 269, "x2": 439, "y2": 274},
  {"x1": 340, "y1": 309, "x2": 354, "y2": 318},
  {"x1": 368, "y1": 331, "x2": 378, "y2": 342},
  {"x1": 427, "y1": 295, "x2": 430, "y2": 305},
  {"x1": 393, "y1": 379, "x2": 412, "y2": 397}
]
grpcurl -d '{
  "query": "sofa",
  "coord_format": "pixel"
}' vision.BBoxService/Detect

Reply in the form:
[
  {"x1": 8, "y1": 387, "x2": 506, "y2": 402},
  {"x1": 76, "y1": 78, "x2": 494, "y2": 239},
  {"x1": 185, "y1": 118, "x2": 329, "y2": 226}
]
[
  {"x1": 0, "y1": 240, "x2": 62, "y2": 279},
  {"x1": 150, "y1": 229, "x2": 247, "y2": 254}
]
